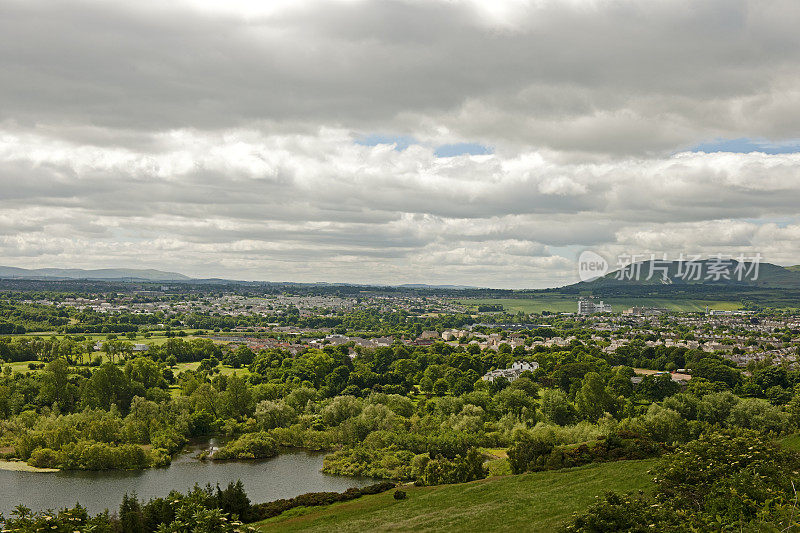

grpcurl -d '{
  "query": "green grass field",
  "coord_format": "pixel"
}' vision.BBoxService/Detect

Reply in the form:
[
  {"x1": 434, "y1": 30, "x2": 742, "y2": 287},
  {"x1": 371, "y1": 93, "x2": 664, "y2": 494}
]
[
  {"x1": 780, "y1": 433, "x2": 800, "y2": 452},
  {"x1": 7, "y1": 358, "x2": 248, "y2": 380},
  {"x1": 459, "y1": 297, "x2": 742, "y2": 314},
  {"x1": 255, "y1": 459, "x2": 657, "y2": 533},
  {"x1": 9, "y1": 332, "x2": 203, "y2": 346}
]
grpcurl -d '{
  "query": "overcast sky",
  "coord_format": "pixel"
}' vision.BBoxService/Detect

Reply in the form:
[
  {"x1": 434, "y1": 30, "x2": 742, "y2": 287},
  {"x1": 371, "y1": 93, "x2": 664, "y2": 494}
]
[{"x1": 2, "y1": 0, "x2": 800, "y2": 288}]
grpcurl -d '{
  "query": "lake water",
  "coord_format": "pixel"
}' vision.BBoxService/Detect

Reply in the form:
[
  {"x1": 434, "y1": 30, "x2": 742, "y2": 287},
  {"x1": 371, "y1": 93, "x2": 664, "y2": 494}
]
[{"x1": 0, "y1": 440, "x2": 377, "y2": 517}]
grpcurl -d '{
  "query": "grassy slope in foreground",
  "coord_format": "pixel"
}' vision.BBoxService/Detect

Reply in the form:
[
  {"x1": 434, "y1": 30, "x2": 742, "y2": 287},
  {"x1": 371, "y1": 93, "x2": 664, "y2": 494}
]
[{"x1": 256, "y1": 458, "x2": 657, "y2": 533}]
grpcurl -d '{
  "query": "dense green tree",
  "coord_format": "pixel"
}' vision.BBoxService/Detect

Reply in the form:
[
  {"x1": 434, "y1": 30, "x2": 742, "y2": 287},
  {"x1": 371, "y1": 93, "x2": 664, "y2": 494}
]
[
  {"x1": 575, "y1": 372, "x2": 614, "y2": 421},
  {"x1": 221, "y1": 374, "x2": 254, "y2": 420},
  {"x1": 81, "y1": 363, "x2": 133, "y2": 412},
  {"x1": 539, "y1": 389, "x2": 576, "y2": 425}
]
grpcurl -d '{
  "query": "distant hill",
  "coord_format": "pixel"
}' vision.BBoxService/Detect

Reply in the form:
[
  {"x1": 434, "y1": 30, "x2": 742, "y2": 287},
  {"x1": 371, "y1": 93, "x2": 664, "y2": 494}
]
[
  {"x1": 397, "y1": 284, "x2": 476, "y2": 289},
  {"x1": 0, "y1": 266, "x2": 191, "y2": 282},
  {"x1": 573, "y1": 260, "x2": 800, "y2": 289}
]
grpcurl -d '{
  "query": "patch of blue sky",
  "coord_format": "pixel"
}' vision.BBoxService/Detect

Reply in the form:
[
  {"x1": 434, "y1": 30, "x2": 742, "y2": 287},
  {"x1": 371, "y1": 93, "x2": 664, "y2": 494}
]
[
  {"x1": 691, "y1": 137, "x2": 800, "y2": 154},
  {"x1": 434, "y1": 142, "x2": 493, "y2": 158},
  {"x1": 355, "y1": 134, "x2": 493, "y2": 158},
  {"x1": 354, "y1": 134, "x2": 418, "y2": 151},
  {"x1": 739, "y1": 217, "x2": 797, "y2": 228}
]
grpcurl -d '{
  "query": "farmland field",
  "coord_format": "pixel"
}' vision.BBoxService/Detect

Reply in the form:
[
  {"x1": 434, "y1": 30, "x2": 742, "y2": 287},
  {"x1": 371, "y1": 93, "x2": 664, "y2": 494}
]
[{"x1": 458, "y1": 297, "x2": 743, "y2": 314}]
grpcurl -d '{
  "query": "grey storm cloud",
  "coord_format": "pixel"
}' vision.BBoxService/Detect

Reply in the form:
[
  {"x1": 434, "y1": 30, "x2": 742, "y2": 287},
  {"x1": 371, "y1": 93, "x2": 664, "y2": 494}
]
[
  {"x1": 2, "y1": 0, "x2": 800, "y2": 150},
  {"x1": 1, "y1": 0, "x2": 800, "y2": 287}
]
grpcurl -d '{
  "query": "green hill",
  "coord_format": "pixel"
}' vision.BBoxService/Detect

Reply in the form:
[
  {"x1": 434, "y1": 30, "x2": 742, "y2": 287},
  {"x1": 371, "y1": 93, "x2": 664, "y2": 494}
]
[
  {"x1": 577, "y1": 260, "x2": 800, "y2": 289},
  {"x1": 255, "y1": 459, "x2": 657, "y2": 533}
]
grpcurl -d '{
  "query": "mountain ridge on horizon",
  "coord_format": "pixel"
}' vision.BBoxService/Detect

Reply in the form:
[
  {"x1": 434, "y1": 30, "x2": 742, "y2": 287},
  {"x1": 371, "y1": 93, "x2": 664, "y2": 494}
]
[
  {"x1": 3, "y1": 260, "x2": 800, "y2": 290},
  {"x1": 0, "y1": 266, "x2": 483, "y2": 289},
  {"x1": 0, "y1": 266, "x2": 191, "y2": 282}
]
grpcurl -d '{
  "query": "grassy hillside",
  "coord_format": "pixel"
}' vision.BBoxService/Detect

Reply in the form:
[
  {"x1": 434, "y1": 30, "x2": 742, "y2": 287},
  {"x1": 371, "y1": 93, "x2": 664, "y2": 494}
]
[
  {"x1": 780, "y1": 433, "x2": 800, "y2": 452},
  {"x1": 577, "y1": 260, "x2": 800, "y2": 288},
  {"x1": 255, "y1": 459, "x2": 657, "y2": 533}
]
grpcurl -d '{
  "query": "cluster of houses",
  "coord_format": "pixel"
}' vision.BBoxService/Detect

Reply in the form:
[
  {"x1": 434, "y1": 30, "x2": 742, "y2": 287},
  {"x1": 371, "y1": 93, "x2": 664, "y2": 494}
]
[
  {"x1": 46, "y1": 291, "x2": 471, "y2": 324},
  {"x1": 92, "y1": 341, "x2": 149, "y2": 353},
  {"x1": 309, "y1": 334, "x2": 394, "y2": 349},
  {"x1": 481, "y1": 361, "x2": 540, "y2": 383},
  {"x1": 631, "y1": 368, "x2": 692, "y2": 385}
]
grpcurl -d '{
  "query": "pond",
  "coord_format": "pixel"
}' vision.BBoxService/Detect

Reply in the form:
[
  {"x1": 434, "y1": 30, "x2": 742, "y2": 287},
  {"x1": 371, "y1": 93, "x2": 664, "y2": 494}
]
[{"x1": 0, "y1": 440, "x2": 378, "y2": 517}]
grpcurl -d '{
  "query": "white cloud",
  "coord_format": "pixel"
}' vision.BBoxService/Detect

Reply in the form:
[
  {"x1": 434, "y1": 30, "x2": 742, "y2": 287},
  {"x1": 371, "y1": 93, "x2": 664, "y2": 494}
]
[
  {"x1": 1, "y1": 127, "x2": 799, "y2": 286},
  {"x1": 1, "y1": 0, "x2": 800, "y2": 286}
]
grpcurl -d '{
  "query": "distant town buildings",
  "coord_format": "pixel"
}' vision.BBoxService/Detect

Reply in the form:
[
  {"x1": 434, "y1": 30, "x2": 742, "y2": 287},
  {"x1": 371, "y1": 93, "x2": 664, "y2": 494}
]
[
  {"x1": 578, "y1": 297, "x2": 612, "y2": 315},
  {"x1": 481, "y1": 360, "x2": 539, "y2": 383},
  {"x1": 309, "y1": 334, "x2": 394, "y2": 350},
  {"x1": 631, "y1": 368, "x2": 692, "y2": 385}
]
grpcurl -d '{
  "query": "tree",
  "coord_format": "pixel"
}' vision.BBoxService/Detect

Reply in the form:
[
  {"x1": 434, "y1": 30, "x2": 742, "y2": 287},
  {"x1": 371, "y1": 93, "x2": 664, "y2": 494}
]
[
  {"x1": 750, "y1": 366, "x2": 790, "y2": 396},
  {"x1": 433, "y1": 378, "x2": 449, "y2": 396},
  {"x1": 120, "y1": 492, "x2": 144, "y2": 533},
  {"x1": 575, "y1": 372, "x2": 614, "y2": 421},
  {"x1": 607, "y1": 372, "x2": 634, "y2": 397},
  {"x1": 636, "y1": 374, "x2": 679, "y2": 402},
  {"x1": 125, "y1": 357, "x2": 164, "y2": 390},
  {"x1": 420, "y1": 448, "x2": 487, "y2": 485},
  {"x1": 726, "y1": 398, "x2": 787, "y2": 433},
  {"x1": 81, "y1": 363, "x2": 133, "y2": 412},
  {"x1": 192, "y1": 383, "x2": 221, "y2": 419},
  {"x1": 494, "y1": 387, "x2": 533, "y2": 417},
  {"x1": 38, "y1": 357, "x2": 77, "y2": 411},
  {"x1": 216, "y1": 480, "x2": 252, "y2": 521},
  {"x1": 539, "y1": 389, "x2": 576, "y2": 425},
  {"x1": 691, "y1": 358, "x2": 741, "y2": 388},
  {"x1": 320, "y1": 395, "x2": 362, "y2": 427},
  {"x1": 256, "y1": 400, "x2": 297, "y2": 429},
  {"x1": 508, "y1": 431, "x2": 555, "y2": 474},
  {"x1": 639, "y1": 404, "x2": 689, "y2": 444},
  {"x1": 786, "y1": 392, "x2": 800, "y2": 428},
  {"x1": 225, "y1": 345, "x2": 255, "y2": 368}
]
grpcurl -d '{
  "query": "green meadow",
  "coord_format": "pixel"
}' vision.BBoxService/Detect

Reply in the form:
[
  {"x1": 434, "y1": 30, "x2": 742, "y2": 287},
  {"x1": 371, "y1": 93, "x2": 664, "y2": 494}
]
[{"x1": 255, "y1": 458, "x2": 657, "y2": 533}]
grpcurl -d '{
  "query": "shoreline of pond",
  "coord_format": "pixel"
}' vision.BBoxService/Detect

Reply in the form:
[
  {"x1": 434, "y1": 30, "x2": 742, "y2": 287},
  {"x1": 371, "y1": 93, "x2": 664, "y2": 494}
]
[{"x1": 0, "y1": 445, "x2": 379, "y2": 516}]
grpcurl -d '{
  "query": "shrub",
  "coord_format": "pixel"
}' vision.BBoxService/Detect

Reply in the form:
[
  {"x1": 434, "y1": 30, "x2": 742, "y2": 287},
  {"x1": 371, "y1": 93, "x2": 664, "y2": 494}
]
[
  {"x1": 564, "y1": 491, "x2": 675, "y2": 532},
  {"x1": 726, "y1": 398, "x2": 787, "y2": 434},
  {"x1": 213, "y1": 432, "x2": 278, "y2": 460},
  {"x1": 565, "y1": 430, "x2": 800, "y2": 531},
  {"x1": 323, "y1": 446, "x2": 414, "y2": 480},
  {"x1": 508, "y1": 432, "x2": 554, "y2": 474},
  {"x1": 418, "y1": 448, "x2": 487, "y2": 486},
  {"x1": 251, "y1": 482, "x2": 395, "y2": 521},
  {"x1": 26, "y1": 440, "x2": 156, "y2": 470},
  {"x1": 508, "y1": 430, "x2": 662, "y2": 475},
  {"x1": 393, "y1": 489, "x2": 407, "y2": 500},
  {"x1": 28, "y1": 447, "x2": 60, "y2": 469}
]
